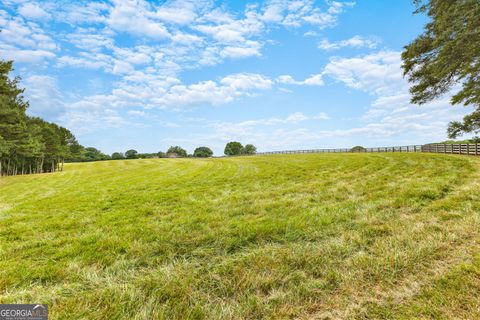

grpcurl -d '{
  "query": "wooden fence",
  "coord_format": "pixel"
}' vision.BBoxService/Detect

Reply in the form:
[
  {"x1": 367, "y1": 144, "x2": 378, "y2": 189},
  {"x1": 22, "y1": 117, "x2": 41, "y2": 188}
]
[
  {"x1": 422, "y1": 143, "x2": 480, "y2": 156},
  {"x1": 253, "y1": 145, "x2": 423, "y2": 156},
  {"x1": 241, "y1": 143, "x2": 480, "y2": 157}
]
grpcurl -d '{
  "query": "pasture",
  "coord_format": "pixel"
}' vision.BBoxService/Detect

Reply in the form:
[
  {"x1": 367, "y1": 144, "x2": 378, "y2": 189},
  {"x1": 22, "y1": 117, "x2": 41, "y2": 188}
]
[{"x1": 0, "y1": 153, "x2": 479, "y2": 319}]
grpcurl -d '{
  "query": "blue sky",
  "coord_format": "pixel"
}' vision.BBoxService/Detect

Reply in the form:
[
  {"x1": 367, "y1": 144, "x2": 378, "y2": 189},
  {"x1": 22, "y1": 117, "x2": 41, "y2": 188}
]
[{"x1": 0, "y1": 0, "x2": 473, "y2": 155}]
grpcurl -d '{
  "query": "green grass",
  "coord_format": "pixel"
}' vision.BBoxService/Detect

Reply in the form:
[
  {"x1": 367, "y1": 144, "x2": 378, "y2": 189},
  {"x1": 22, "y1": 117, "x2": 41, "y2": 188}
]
[{"x1": 1, "y1": 153, "x2": 479, "y2": 319}]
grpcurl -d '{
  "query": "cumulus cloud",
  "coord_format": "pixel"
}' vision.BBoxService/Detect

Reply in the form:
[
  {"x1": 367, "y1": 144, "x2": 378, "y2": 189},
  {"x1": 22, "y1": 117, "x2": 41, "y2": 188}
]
[
  {"x1": 0, "y1": 10, "x2": 57, "y2": 63},
  {"x1": 106, "y1": 0, "x2": 170, "y2": 39},
  {"x1": 276, "y1": 74, "x2": 324, "y2": 86},
  {"x1": 320, "y1": 50, "x2": 472, "y2": 142},
  {"x1": 318, "y1": 35, "x2": 380, "y2": 50},
  {"x1": 323, "y1": 50, "x2": 404, "y2": 95},
  {"x1": 24, "y1": 75, "x2": 64, "y2": 118},
  {"x1": 18, "y1": 3, "x2": 51, "y2": 20},
  {"x1": 209, "y1": 111, "x2": 329, "y2": 142},
  {"x1": 261, "y1": 0, "x2": 355, "y2": 28}
]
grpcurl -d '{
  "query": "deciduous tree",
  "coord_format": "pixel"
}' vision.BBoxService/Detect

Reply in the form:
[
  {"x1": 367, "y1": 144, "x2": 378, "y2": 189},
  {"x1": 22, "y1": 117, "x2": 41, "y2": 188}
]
[
  {"x1": 193, "y1": 146, "x2": 213, "y2": 158},
  {"x1": 402, "y1": 0, "x2": 480, "y2": 138},
  {"x1": 224, "y1": 142, "x2": 244, "y2": 156}
]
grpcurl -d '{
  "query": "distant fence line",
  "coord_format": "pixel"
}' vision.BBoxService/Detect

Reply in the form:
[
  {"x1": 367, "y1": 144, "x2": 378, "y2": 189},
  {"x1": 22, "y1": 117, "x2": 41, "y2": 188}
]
[
  {"x1": 422, "y1": 143, "x2": 480, "y2": 156},
  {"x1": 243, "y1": 143, "x2": 480, "y2": 156},
  {"x1": 254, "y1": 145, "x2": 422, "y2": 155}
]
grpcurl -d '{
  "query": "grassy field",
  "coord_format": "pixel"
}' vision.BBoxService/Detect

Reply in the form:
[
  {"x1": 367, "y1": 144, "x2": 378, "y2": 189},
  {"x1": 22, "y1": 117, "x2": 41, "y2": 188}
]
[{"x1": 0, "y1": 153, "x2": 479, "y2": 319}]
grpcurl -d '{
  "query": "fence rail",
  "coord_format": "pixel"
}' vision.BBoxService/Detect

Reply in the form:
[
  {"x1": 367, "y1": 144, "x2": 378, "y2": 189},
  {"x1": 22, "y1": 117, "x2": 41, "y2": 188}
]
[
  {"x1": 253, "y1": 145, "x2": 423, "y2": 156},
  {"x1": 240, "y1": 143, "x2": 480, "y2": 157},
  {"x1": 422, "y1": 143, "x2": 480, "y2": 156}
]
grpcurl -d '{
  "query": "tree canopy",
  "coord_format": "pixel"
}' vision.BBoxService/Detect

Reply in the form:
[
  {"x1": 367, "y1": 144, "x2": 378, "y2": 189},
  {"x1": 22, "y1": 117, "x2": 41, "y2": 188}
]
[
  {"x1": 193, "y1": 146, "x2": 213, "y2": 158},
  {"x1": 243, "y1": 144, "x2": 257, "y2": 155},
  {"x1": 125, "y1": 149, "x2": 138, "y2": 159},
  {"x1": 167, "y1": 146, "x2": 187, "y2": 158},
  {"x1": 350, "y1": 146, "x2": 366, "y2": 152},
  {"x1": 402, "y1": 0, "x2": 480, "y2": 138},
  {"x1": 224, "y1": 142, "x2": 257, "y2": 156},
  {"x1": 224, "y1": 142, "x2": 244, "y2": 156},
  {"x1": 111, "y1": 152, "x2": 125, "y2": 160},
  {"x1": 0, "y1": 60, "x2": 88, "y2": 175}
]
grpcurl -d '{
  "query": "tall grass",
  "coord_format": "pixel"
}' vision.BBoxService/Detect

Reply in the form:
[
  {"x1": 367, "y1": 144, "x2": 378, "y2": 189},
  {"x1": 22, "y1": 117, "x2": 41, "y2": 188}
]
[{"x1": 0, "y1": 153, "x2": 479, "y2": 319}]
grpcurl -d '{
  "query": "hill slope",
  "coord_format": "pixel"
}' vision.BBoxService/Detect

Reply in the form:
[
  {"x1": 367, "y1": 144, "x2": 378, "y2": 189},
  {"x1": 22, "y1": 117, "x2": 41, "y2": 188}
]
[{"x1": 1, "y1": 153, "x2": 479, "y2": 319}]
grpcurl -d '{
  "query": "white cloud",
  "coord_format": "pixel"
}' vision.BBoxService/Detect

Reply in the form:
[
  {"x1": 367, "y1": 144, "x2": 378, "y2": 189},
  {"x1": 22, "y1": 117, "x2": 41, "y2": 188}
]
[
  {"x1": 220, "y1": 42, "x2": 262, "y2": 59},
  {"x1": 213, "y1": 111, "x2": 327, "y2": 131},
  {"x1": 319, "y1": 35, "x2": 379, "y2": 50},
  {"x1": 276, "y1": 74, "x2": 324, "y2": 86},
  {"x1": 323, "y1": 50, "x2": 404, "y2": 95},
  {"x1": 262, "y1": 0, "x2": 355, "y2": 28},
  {"x1": 57, "y1": 54, "x2": 111, "y2": 70},
  {"x1": 313, "y1": 112, "x2": 330, "y2": 120},
  {"x1": 18, "y1": 3, "x2": 51, "y2": 20},
  {"x1": 153, "y1": 0, "x2": 204, "y2": 25},
  {"x1": 56, "y1": 72, "x2": 274, "y2": 133},
  {"x1": 58, "y1": 2, "x2": 109, "y2": 24},
  {"x1": 127, "y1": 110, "x2": 146, "y2": 116},
  {"x1": 60, "y1": 109, "x2": 128, "y2": 134},
  {"x1": 171, "y1": 32, "x2": 204, "y2": 44},
  {"x1": 320, "y1": 50, "x2": 472, "y2": 142},
  {"x1": 0, "y1": 45, "x2": 55, "y2": 63},
  {"x1": 24, "y1": 75, "x2": 64, "y2": 118},
  {"x1": 65, "y1": 32, "x2": 114, "y2": 52},
  {"x1": 220, "y1": 73, "x2": 272, "y2": 90},
  {"x1": 303, "y1": 74, "x2": 324, "y2": 86},
  {"x1": 0, "y1": 11, "x2": 57, "y2": 63},
  {"x1": 107, "y1": 0, "x2": 170, "y2": 39}
]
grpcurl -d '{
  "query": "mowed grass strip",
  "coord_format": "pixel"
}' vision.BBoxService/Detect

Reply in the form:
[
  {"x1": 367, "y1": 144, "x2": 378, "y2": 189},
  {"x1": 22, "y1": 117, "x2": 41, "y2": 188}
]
[{"x1": 0, "y1": 153, "x2": 479, "y2": 319}]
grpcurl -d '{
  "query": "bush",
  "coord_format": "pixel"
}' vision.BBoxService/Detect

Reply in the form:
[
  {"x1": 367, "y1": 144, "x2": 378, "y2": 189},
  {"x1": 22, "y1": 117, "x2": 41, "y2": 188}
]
[
  {"x1": 350, "y1": 146, "x2": 367, "y2": 152},
  {"x1": 125, "y1": 149, "x2": 138, "y2": 159},
  {"x1": 224, "y1": 142, "x2": 244, "y2": 156},
  {"x1": 194, "y1": 147, "x2": 213, "y2": 158},
  {"x1": 84, "y1": 147, "x2": 110, "y2": 161},
  {"x1": 157, "y1": 151, "x2": 166, "y2": 158},
  {"x1": 111, "y1": 152, "x2": 125, "y2": 160},
  {"x1": 243, "y1": 144, "x2": 257, "y2": 155},
  {"x1": 167, "y1": 146, "x2": 187, "y2": 158}
]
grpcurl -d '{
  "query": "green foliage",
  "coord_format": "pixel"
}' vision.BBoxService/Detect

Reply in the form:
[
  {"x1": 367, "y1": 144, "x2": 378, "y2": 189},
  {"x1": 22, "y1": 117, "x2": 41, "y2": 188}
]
[
  {"x1": 243, "y1": 144, "x2": 257, "y2": 155},
  {"x1": 0, "y1": 135, "x2": 8, "y2": 157},
  {"x1": 167, "y1": 146, "x2": 187, "y2": 158},
  {"x1": 0, "y1": 59, "x2": 89, "y2": 175},
  {"x1": 125, "y1": 149, "x2": 138, "y2": 159},
  {"x1": 402, "y1": 0, "x2": 480, "y2": 138},
  {"x1": 193, "y1": 146, "x2": 213, "y2": 158},
  {"x1": 157, "y1": 151, "x2": 166, "y2": 158},
  {"x1": 111, "y1": 152, "x2": 125, "y2": 160},
  {"x1": 84, "y1": 147, "x2": 110, "y2": 161},
  {"x1": 350, "y1": 146, "x2": 367, "y2": 152},
  {"x1": 224, "y1": 141, "x2": 244, "y2": 156},
  {"x1": 447, "y1": 110, "x2": 480, "y2": 139},
  {"x1": 137, "y1": 153, "x2": 158, "y2": 159},
  {"x1": 1, "y1": 154, "x2": 480, "y2": 318},
  {"x1": 441, "y1": 138, "x2": 480, "y2": 144}
]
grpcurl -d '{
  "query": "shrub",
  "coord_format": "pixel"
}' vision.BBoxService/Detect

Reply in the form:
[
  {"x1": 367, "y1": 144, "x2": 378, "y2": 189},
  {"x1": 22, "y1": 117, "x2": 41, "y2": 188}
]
[
  {"x1": 350, "y1": 146, "x2": 367, "y2": 153},
  {"x1": 125, "y1": 149, "x2": 138, "y2": 159},
  {"x1": 167, "y1": 146, "x2": 187, "y2": 158},
  {"x1": 224, "y1": 142, "x2": 244, "y2": 156},
  {"x1": 194, "y1": 147, "x2": 213, "y2": 158},
  {"x1": 243, "y1": 144, "x2": 257, "y2": 155},
  {"x1": 111, "y1": 152, "x2": 125, "y2": 160}
]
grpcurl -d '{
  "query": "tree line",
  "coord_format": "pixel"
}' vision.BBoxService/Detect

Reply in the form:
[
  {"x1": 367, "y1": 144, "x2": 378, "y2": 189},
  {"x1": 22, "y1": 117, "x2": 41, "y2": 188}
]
[
  {"x1": 0, "y1": 60, "x2": 87, "y2": 176},
  {"x1": 1, "y1": 58, "x2": 258, "y2": 176},
  {"x1": 109, "y1": 143, "x2": 257, "y2": 160}
]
